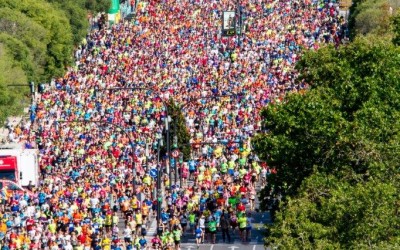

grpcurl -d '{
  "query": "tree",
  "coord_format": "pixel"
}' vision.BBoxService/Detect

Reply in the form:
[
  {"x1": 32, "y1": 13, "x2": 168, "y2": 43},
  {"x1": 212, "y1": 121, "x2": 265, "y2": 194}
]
[
  {"x1": 252, "y1": 37, "x2": 400, "y2": 247},
  {"x1": 84, "y1": 0, "x2": 111, "y2": 14},
  {"x1": 266, "y1": 173, "x2": 400, "y2": 249},
  {"x1": 0, "y1": 0, "x2": 73, "y2": 80},
  {"x1": 45, "y1": 0, "x2": 111, "y2": 46},
  {"x1": 349, "y1": 0, "x2": 399, "y2": 39},
  {"x1": 46, "y1": 0, "x2": 89, "y2": 45},
  {"x1": 0, "y1": 44, "x2": 29, "y2": 126},
  {"x1": 0, "y1": 7, "x2": 49, "y2": 81},
  {"x1": 0, "y1": 0, "x2": 111, "y2": 125},
  {"x1": 354, "y1": 0, "x2": 391, "y2": 36},
  {"x1": 164, "y1": 99, "x2": 191, "y2": 161},
  {"x1": 393, "y1": 12, "x2": 400, "y2": 45}
]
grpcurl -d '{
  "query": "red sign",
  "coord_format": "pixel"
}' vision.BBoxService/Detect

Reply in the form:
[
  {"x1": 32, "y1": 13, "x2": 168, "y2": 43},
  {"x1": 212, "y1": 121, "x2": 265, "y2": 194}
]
[
  {"x1": 0, "y1": 156, "x2": 17, "y2": 170},
  {"x1": 172, "y1": 150, "x2": 179, "y2": 158}
]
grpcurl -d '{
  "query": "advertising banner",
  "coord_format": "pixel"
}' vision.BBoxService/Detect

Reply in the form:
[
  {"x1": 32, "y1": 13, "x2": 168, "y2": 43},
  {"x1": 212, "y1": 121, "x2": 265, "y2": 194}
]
[{"x1": 222, "y1": 11, "x2": 236, "y2": 37}]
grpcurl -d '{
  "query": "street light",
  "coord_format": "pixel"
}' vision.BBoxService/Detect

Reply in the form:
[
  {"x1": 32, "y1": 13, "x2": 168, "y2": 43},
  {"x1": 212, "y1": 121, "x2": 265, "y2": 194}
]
[
  {"x1": 156, "y1": 136, "x2": 163, "y2": 235},
  {"x1": 178, "y1": 152, "x2": 184, "y2": 188},
  {"x1": 172, "y1": 118, "x2": 178, "y2": 186},
  {"x1": 165, "y1": 115, "x2": 172, "y2": 188},
  {"x1": 237, "y1": 0, "x2": 242, "y2": 47}
]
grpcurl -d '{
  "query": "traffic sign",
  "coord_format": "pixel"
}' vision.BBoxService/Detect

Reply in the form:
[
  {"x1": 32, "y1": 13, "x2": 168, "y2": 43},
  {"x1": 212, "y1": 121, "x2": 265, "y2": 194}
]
[
  {"x1": 172, "y1": 149, "x2": 179, "y2": 158},
  {"x1": 150, "y1": 168, "x2": 158, "y2": 178}
]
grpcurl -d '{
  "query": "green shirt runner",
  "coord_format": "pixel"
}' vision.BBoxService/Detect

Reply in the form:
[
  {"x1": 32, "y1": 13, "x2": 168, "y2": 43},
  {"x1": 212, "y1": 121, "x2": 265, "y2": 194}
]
[{"x1": 209, "y1": 220, "x2": 217, "y2": 232}]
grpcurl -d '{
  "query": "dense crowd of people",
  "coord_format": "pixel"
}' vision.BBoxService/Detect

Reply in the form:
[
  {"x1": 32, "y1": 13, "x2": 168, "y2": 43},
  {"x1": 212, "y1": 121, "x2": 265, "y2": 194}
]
[{"x1": 1, "y1": 0, "x2": 347, "y2": 249}]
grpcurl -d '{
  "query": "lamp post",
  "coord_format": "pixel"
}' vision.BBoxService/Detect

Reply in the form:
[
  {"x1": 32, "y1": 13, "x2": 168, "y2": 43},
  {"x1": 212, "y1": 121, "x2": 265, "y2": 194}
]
[
  {"x1": 156, "y1": 136, "x2": 163, "y2": 235},
  {"x1": 178, "y1": 152, "x2": 184, "y2": 188},
  {"x1": 165, "y1": 115, "x2": 172, "y2": 188},
  {"x1": 173, "y1": 120, "x2": 178, "y2": 186},
  {"x1": 237, "y1": 0, "x2": 242, "y2": 47}
]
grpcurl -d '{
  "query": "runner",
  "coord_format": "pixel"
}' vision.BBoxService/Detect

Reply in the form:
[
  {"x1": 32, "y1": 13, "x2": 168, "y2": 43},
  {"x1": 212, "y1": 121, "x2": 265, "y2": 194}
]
[
  {"x1": 195, "y1": 225, "x2": 203, "y2": 248},
  {"x1": 0, "y1": 0, "x2": 347, "y2": 248}
]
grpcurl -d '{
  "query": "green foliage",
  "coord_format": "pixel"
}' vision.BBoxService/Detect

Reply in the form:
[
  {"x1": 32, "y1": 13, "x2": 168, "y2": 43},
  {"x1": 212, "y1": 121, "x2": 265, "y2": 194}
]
[
  {"x1": 45, "y1": 0, "x2": 111, "y2": 45},
  {"x1": 393, "y1": 13, "x2": 400, "y2": 45},
  {"x1": 0, "y1": 33, "x2": 35, "y2": 80},
  {"x1": 168, "y1": 99, "x2": 191, "y2": 161},
  {"x1": 45, "y1": 0, "x2": 110, "y2": 46},
  {"x1": 84, "y1": 0, "x2": 111, "y2": 13},
  {"x1": 349, "y1": 0, "x2": 399, "y2": 40},
  {"x1": 0, "y1": 7, "x2": 48, "y2": 81},
  {"x1": 355, "y1": 0, "x2": 391, "y2": 36},
  {"x1": 47, "y1": 0, "x2": 89, "y2": 45},
  {"x1": 267, "y1": 174, "x2": 400, "y2": 249},
  {"x1": 0, "y1": 0, "x2": 109, "y2": 126},
  {"x1": 253, "y1": 38, "x2": 400, "y2": 248},
  {"x1": 0, "y1": 44, "x2": 29, "y2": 126},
  {"x1": 0, "y1": 0, "x2": 73, "y2": 80}
]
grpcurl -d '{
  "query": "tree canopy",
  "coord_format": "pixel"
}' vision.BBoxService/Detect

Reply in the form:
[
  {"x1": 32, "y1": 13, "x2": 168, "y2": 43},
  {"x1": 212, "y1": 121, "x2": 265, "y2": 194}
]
[
  {"x1": 266, "y1": 174, "x2": 400, "y2": 249},
  {"x1": 349, "y1": 0, "x2": 399, "y2": 39},
  {"x1": 0, "y1": 0, "x2": 74, "y2": 80},
  {"x1": 0, "y1": 44, "x2": 29, "y2": 126},
  {"x1": 0, "y1": 0, "x2": 110, "y2": 125},
  {"x1": 393, "y1": 13, "x2": 400, "y2": 45},
  {"x1": 161, "y1": 99, "x2": 192, "y2": 161},
  {"x1": 252, "y1": 37, "x2": 400, "y2": 248},
  {"x1": 46, "y1": 0, "x2": 110, "y2": 45}
]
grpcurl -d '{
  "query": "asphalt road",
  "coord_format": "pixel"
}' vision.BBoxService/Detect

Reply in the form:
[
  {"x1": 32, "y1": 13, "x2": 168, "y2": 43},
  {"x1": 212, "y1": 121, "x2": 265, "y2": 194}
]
[
  {"x1": 180, "y1": 243, "x2": 267, "y2": 250},
  {"x1": 177, "y1": 210, "x2": 270, "y2": 243},
  {"x1": 144, "y1": 179, "x2": 272, "y2": 249}
]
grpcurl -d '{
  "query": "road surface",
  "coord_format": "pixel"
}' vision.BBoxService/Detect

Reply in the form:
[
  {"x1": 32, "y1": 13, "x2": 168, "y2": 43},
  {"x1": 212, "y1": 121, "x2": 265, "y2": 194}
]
[{"x1": 180, "y1": 243, "x2": 268, "y2": 250}]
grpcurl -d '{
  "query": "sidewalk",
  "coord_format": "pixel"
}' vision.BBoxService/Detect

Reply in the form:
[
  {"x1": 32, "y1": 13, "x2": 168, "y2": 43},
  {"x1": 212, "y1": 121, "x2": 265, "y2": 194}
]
[{"x1": 0, "y1": 116, "x2": 24, "y2": 143}]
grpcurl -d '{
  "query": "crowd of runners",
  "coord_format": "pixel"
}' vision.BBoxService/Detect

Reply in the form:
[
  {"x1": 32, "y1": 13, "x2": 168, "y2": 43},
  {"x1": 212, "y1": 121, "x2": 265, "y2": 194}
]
[{"x1": 0, "y1": 0, "x2": 347, "y2": 249}]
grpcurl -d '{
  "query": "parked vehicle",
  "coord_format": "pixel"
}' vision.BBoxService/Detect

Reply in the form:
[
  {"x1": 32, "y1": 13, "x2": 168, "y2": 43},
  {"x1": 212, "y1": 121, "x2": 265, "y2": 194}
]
[{"x1": 0, "y1": 144, "x2": 39, "y2": 188}]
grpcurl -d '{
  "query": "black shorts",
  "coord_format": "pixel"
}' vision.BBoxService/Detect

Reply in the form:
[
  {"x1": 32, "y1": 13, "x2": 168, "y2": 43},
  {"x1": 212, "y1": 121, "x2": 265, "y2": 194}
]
[
  {"x1": 175, "y1": 240, "x2": 180, "y2": 244},
  {"x1": 239, "y1": 227, "x2": 245, "y2": 232},
  {"x1": 210, "y1": 230, "x2": 216, "y2": 234}
]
